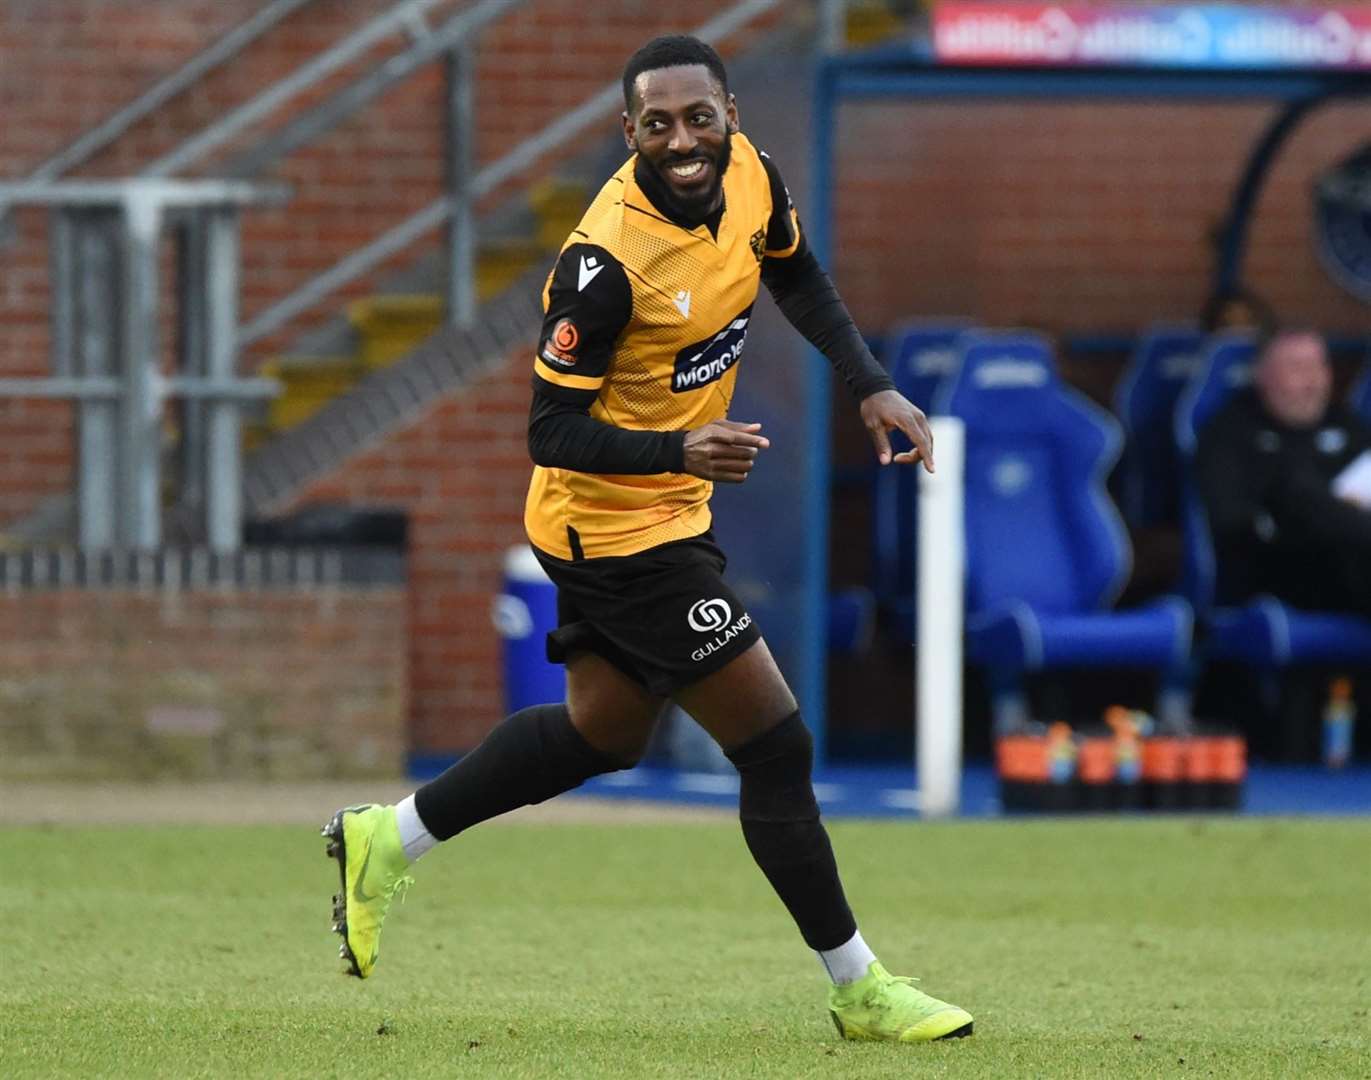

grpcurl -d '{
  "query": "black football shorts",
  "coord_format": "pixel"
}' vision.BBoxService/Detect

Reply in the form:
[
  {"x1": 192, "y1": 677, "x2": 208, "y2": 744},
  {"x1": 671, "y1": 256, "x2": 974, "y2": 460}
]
[{"x1": 531, "y1": 531, "x2": 761, "y2": 698}]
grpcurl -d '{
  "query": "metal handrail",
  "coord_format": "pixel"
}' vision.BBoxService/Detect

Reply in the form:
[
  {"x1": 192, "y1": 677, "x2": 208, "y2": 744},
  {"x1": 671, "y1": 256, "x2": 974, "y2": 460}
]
[
  {"x1": 239, "y1": 0, "x2": 787, "y2": 346},
  {"x1": 142, "y1": 0, "x2": 462, "y2": 177},
  {"x1": 223, "y1": 0, "x2": 525, "y2": 179},
  {"x1": 0, "y1": 0, "x2": 317, "y2": 237}
]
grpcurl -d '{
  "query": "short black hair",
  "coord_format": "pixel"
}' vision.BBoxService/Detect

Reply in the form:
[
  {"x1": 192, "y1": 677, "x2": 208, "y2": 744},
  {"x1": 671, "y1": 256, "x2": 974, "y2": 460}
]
[{"x1": 622, "y1": 35, "x2": 729, "y2": 113}]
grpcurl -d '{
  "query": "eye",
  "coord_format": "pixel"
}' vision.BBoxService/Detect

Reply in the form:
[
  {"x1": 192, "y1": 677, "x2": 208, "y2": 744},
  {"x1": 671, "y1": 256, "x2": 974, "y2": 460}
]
[
  {"x1": 644, "y1": 119, "x2": 667, "y2": 133},
  {"x1": 692, "y1": 112, "x2": 713, "y2": 125}
]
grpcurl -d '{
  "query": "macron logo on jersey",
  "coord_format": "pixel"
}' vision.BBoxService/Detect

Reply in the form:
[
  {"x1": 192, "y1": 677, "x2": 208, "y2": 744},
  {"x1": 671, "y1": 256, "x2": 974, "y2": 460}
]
[
  {"x1": 578, "y1": 254, "x2": 604, "y2": 292},
  {"x1": 672, "y1": 305, "x2": 753, "y2": 393},
  {"x1": 673, "y1": 290, "x2": 691, "y2": 319}
]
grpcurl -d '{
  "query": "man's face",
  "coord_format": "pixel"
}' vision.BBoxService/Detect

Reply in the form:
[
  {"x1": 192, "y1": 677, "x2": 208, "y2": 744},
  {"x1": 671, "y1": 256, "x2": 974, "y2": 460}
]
[
  {"x1": 1255, "y1": 331, "x2": 1332, "y2": 429},
  {"x1": 623, "y1": 64, "x2": 737, "y2": 218}
]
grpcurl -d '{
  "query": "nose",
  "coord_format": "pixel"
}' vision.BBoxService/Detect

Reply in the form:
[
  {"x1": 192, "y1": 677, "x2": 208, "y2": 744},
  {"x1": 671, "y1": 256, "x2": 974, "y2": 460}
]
[{"x1": 668, "y1": 121, "x2": 698, "y2": 155}]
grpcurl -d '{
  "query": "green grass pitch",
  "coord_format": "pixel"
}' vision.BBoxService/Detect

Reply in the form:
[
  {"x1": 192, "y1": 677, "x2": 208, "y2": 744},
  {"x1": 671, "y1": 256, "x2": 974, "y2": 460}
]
[{"x1": 5, "y1": 815, "x2": 1369, "y2": 1078}]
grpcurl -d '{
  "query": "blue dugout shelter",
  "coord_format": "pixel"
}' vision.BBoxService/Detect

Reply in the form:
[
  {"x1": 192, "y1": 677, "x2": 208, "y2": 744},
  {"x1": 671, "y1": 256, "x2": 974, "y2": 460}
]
[{"x1": 800, "y1": 29, "x2": 1371, "y2": 763}]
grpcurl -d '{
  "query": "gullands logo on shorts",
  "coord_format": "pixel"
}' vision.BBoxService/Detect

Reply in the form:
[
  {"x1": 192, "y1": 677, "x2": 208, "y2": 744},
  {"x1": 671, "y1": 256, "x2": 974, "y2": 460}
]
[
  {"x1": 688, "y1": 598, "x2": 732, "y2": 632},
  {"x1": 672, "y1": 304, "x2": 754, "y2": 393},
  {"x1": 688, "y1": 597, "x2": 753, "y2": 662}
]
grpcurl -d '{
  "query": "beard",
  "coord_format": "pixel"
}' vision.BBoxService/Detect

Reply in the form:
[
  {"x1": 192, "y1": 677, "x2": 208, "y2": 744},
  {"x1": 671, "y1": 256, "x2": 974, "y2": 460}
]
[{"x1": 641, "y1": 129, "x2": 732, "y2": 223}]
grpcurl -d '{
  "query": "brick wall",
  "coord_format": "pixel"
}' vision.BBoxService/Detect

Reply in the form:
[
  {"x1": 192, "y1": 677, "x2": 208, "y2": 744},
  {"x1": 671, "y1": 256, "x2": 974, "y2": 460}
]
[
  {"x1": 830, "y1": 99, "x2": 1371, "y2": 333},
  {"x1": 0, "y1": 579, "x2": 408, "y2": 779}
]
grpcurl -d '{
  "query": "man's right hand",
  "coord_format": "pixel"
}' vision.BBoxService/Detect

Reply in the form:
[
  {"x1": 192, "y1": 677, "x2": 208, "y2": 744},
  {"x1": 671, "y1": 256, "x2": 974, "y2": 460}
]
[{"x1": 682, "y1": 419, "x2": 770, "y2": 483}]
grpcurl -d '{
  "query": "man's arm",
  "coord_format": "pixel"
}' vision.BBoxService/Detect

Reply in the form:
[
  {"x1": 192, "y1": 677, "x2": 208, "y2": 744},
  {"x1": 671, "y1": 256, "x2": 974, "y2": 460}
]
[
  {"x1": 527, "y1": 244, "x2": 768, "y2": 482},
  {"x1": 528, "y1": 390, "x2": 684, "y2": 474},
  {"x1": 756, "y1": 151, "x2": 932, "y2": 469},
  {"x1": 756, "y1": 152, "x2": 893, "y2": 402}
]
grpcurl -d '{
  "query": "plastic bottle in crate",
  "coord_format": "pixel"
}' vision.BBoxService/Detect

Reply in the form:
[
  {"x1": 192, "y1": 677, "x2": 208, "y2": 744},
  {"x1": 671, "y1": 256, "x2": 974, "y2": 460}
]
[
  {"x1": 1104, "y1": 706, "x2": 1147, "y2": 810},
  {"x1": 1044, "y1": 721, "x2": 1078, "y2": 812},
  {"x1": 1323, "y1": 677, "x2": 1355, "y2": 770}
]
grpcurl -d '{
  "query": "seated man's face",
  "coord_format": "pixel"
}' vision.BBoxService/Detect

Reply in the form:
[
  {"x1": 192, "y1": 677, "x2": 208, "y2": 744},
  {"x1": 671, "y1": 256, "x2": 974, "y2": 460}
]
[{"x1": 1255, "y1": 331, "x2": 1332, "y2": 429}]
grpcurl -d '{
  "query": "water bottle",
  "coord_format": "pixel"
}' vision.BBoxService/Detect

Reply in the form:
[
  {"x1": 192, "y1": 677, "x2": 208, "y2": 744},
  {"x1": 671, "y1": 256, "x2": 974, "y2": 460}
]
[{"x1": 1323, "y1": 677, "x2": 1355, "y2": 770}]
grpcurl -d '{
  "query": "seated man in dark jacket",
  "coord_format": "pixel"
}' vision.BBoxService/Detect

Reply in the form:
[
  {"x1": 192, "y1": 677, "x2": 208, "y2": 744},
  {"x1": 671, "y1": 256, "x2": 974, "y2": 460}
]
[{"x1": 1195, "y1": 328, "x2": 1371, "y2": 613}]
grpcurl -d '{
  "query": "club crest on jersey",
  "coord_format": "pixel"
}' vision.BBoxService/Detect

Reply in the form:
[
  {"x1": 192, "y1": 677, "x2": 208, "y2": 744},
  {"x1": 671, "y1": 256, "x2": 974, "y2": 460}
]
[
  {"x1": 749, "y1": 227, "x2": 766, "y2": 264},
  {"x1": 672, "y1": 304, "x2": 753, "y2": 393},
  {"x1": 541, "y1": 318, "x2": 580, "y2": 368}
]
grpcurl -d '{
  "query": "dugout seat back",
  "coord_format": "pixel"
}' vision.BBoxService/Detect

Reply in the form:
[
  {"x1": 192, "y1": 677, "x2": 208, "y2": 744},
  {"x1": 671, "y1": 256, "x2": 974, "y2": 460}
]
[
  {"x1": 935, "y1": 331, "x2": 1192, "y2": 676},
  {"x1": 1113, "y1": 325, "x2": 1205, "y2": 527},
  {"x1": 937, "y1": 331, "x2": 1125, "y2": 614},
  {"x1": 872, "y1": 318, "x2": 974, "y2": 640},
  {"x1": 1173, "y1": 332, "x2": 1258, "y2": 613}
]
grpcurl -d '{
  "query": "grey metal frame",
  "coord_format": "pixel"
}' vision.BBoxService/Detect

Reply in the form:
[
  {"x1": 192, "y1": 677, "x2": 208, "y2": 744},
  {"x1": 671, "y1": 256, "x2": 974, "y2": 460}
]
[{"x1": 0, "y1": 181, "x2": 286, "y2": 553}]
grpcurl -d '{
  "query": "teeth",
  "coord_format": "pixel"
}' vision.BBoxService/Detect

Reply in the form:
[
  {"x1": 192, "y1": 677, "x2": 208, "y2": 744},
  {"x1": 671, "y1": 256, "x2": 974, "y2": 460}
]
[{"x1": 670, "y1": 161, "x2": 705, "y2": 179}]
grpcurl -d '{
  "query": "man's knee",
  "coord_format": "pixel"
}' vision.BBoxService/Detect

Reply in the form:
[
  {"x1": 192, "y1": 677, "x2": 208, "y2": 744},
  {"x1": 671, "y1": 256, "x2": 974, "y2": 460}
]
[{"x1": 724, "y1": 711, "x2": 818, "y2": 823}]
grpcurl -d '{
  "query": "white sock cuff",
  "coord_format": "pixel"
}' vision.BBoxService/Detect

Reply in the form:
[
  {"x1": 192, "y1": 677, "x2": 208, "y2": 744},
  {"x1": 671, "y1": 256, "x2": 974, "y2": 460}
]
[
  {"x1": 816, "y1": 929, "x2": 878, "y2": 986},
  {"x1": 395, "y1": 793, "x2": 438, "y2": 863}
]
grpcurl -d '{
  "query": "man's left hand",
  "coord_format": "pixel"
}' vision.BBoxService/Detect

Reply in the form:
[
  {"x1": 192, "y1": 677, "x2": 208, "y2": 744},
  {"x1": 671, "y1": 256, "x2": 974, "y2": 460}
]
[{"x1": 860, "y1": 389, "x2": 935, "y2": 473}]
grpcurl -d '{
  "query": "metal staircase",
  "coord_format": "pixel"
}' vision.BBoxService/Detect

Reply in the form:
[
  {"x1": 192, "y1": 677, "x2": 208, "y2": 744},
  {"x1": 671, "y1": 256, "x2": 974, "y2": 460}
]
[{"x1": 1, "y1": 0, "x2": 878, "y2": 548}]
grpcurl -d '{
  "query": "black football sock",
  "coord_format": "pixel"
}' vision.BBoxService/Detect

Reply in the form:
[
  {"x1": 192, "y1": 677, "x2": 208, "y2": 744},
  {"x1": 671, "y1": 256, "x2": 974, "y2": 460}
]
[
  {"x1": 413, "y1": 703, "x2": 624, "y2": 840},
  {"x1": 725, "y1": 711, "x2": 858, "y2": 951}
]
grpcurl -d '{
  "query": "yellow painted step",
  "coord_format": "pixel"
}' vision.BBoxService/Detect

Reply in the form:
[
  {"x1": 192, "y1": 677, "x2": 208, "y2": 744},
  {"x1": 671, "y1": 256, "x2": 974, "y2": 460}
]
[
  {"x1": 261, "y1": 355, "x2": 366, "y2": 430},
  {"x1": 349, "y1": 243, "x2": 545, "y2": 369},
  {"x1": 530, "y1": 178, "x2": 590, "y2": 251},
  {"x1": 348, "y1": 295, "x2": 445, "y2": 370}
]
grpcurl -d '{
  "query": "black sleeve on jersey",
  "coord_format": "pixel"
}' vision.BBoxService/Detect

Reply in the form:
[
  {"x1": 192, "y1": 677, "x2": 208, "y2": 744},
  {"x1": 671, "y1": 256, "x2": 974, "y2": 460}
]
[
  {"x1": 761, "y1": 243, "x2": 895, "y2": 402},
  {"x1": 528, "y1": 390, "x2": 686, "y2": 474},
  {"x1": 527, "y1": 243, "x2": 685, "y2": 473},
  {"x1": 758, "y1": 149, "x2": 801, "y2": 252},
  {"x1": 530, "y1": 242, "x2": 632, "y2": 405}
]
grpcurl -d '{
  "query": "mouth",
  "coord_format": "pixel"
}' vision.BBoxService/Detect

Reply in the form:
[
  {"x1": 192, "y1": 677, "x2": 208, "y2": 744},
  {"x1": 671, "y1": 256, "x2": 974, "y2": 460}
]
[{"x1": 663, "y1": 157, "x2": 712, "y2": 191}]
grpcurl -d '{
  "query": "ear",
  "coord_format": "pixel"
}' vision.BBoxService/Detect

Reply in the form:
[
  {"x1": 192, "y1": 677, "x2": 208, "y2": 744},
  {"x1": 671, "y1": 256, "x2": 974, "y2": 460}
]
[
  {"x1": 621, "y1": 111, "x2": 636, "y2": 151},
  {"x1": 725, "y1": 93, "x2": 739, "y2": 134}
]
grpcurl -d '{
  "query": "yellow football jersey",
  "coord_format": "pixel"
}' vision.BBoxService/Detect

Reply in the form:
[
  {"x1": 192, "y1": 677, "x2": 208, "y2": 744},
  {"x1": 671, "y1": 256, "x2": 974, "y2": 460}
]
[{"x1": 524, "y1": 132, "x2": 801, "y2": 560}]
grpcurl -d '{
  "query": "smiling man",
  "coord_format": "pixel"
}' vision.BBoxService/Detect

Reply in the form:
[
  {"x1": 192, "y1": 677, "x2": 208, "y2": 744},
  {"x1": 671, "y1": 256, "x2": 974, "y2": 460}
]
[{"x1": 323, "y1": 35, "x2": 972, "y2": 1046}]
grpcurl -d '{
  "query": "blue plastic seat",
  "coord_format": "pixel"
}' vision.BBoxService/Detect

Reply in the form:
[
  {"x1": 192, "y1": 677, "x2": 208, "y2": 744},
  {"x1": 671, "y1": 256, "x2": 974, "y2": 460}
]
[
  {"x1": 872, "y1": 319, "x2": 974, "y2": 640},
  {"x1": 935, "y1": 331, "x2": 1193, "y2": 683},
  {"x1": 1174, "y1": 332, "x2": 1371, "y2": 666},
  {"x1": 1113, "y1": 325, "x2": 1205, "y2": 527}
]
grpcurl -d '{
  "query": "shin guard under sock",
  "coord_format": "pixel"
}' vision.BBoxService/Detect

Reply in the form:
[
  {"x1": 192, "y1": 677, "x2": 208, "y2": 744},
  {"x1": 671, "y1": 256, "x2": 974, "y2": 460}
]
[
  {"x1": 725, "y1": 711, "x2": 857, "y2": 951},
  {"x1": 413, "y1": 703, "x2": 624, "y2": 841}
]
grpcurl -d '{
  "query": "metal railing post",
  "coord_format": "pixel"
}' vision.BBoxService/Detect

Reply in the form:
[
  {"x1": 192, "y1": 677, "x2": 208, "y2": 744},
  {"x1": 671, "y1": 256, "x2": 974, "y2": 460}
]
[
  {"x1": 49, "y1": 213, "x2": 76, "y2": 376},
  {"x1": 204, "y1": 209, "x2": 243, "y2": 553},
  {"x1": 444, "y1": 41, "x2": 477, "y2": 329},
  {"x1": 76, "y1": 213, "x2": 119, "y2": 550},
  {"x1": 177, "y1": 212, "x2": 209, "y2": 527},
  {"x1": 820, "y1": 0, "x2": 847, "y2": 53},
  {"x1": 119, "y1": 192, "x2": 164, "y2": 549}
]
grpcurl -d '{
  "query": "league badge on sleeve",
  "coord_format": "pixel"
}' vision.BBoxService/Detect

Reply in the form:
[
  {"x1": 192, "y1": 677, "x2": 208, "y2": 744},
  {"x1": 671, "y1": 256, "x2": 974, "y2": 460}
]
[{"x1": 542, "y1": 318, "x2": 580, "y2": 368}]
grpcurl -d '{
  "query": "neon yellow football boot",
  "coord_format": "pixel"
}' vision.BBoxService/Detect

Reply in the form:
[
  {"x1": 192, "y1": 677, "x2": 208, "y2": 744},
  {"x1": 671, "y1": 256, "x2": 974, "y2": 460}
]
[
  {"x1": 828, "y1": 961, "x2": 974, "y2": 1042},
  {"x1": 321, "y1": 803, "x2": 413, "y2": 978}
]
